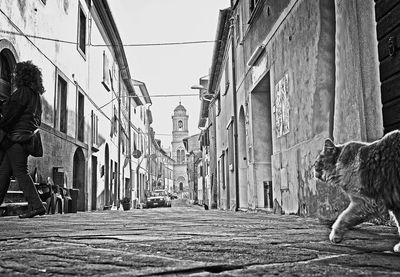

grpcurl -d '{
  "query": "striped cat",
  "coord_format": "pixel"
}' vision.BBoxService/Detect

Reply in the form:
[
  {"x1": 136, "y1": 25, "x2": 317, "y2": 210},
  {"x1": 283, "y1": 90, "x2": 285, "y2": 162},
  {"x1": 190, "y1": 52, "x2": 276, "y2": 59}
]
[{"x1": 314, "y1": 130, "x2": 400, "y2": 252}]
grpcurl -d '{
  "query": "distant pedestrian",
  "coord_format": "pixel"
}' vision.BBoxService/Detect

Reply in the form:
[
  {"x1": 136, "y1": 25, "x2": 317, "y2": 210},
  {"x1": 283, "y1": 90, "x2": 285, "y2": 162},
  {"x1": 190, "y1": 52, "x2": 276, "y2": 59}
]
[{"x1": 0, "y1": 61, "x2": 45, "y2": 218}]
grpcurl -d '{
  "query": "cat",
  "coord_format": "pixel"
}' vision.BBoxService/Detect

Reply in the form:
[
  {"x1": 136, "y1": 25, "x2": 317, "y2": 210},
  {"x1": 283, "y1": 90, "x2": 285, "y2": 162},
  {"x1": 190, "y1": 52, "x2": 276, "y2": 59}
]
[{"x1": 314, "y1": 130, "x2": 400, "y2": 252}]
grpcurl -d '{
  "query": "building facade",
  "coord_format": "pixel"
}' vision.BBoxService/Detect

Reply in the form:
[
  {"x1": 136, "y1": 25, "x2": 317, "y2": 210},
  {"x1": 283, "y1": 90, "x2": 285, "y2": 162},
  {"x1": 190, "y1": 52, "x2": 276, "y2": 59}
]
[
  {"x1": 183, "y1": 134, "x2": 201, "y2": 203},
  {"x1": 0, "y1": 0, "x2": 157, "y2": 212},
  {"x1": 198, "y1": 0, "x2": 391, "y2": 220}
]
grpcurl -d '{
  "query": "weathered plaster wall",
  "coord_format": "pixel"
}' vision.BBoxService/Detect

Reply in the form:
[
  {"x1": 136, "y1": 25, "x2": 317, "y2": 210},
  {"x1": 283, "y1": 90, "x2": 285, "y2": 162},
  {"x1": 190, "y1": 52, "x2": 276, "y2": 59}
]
[
  {"x1": 215, "y1": 42, "x2": 237, "y2": 210},
  {"x1": 263, "y1": 0, "x2": 336, "y2": 216},
  {"x1": 334, "y1": 0, "x2": 383, "y2": 143},
  {"x1": 234, "y1": 0, "x2": 382, "y2": 218}
]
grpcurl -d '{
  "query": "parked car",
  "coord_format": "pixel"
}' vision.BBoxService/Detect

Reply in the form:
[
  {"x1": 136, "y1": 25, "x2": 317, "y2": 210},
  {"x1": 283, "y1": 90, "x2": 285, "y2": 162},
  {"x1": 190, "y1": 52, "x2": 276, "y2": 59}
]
[
  {"x1": 168, "y1": 192, "x2": 178, "y2": 199},
  {"x1": 146, "y1": 190, "x2": 171, "y2": 208}
]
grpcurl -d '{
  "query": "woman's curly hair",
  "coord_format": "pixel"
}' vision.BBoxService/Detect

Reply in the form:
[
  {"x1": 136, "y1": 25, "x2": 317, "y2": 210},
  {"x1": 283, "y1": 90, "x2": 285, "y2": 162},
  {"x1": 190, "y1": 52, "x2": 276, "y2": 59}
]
[{"x1": 13, "y1": 61, "x2": 45, "y2": 95}]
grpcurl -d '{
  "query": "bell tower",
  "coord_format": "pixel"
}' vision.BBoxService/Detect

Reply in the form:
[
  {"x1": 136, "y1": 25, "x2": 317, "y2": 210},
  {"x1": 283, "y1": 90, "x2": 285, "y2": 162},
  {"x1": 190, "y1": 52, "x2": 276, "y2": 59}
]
[
  {"x1": 172, "y1": 102, "x2": 189, "y2": 133},
  {"x1": 171, "y1": 102, "x2": 189, "y2": 194}
]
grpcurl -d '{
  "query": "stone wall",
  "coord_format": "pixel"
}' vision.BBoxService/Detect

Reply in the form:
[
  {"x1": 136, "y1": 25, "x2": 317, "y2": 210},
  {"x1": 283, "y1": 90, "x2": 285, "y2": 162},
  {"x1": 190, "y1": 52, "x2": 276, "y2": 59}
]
[{"x1": 266, "y1": 0, "x2": 337, "y2": 217}]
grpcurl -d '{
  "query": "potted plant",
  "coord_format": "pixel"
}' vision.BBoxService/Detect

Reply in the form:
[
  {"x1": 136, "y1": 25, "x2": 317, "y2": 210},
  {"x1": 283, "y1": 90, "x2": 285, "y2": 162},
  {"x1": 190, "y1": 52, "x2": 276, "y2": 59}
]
[{"x1": 121, "y1": 197, "x2": 131, "y2": 211}]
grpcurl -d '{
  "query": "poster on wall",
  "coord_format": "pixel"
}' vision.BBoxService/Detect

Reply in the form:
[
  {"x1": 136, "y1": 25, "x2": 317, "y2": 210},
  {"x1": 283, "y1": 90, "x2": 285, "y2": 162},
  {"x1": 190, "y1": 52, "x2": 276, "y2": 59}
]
[{"x1": 274, "y1": 73, "x2": 290, "y2": 137}]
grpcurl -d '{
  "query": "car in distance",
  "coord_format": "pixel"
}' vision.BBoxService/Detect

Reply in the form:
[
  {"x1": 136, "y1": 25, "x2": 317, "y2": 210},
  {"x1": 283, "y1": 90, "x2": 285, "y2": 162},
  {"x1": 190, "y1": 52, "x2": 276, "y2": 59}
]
[{"x1": 146, "y1": 190, "x2": 171, "y2": 208}]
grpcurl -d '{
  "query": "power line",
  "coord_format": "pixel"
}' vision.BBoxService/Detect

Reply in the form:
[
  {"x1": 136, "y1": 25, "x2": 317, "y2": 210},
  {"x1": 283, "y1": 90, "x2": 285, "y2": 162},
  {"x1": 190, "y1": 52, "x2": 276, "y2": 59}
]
[
  {"x1": 0, "y1": 29, "x2": 77, "y2": 45},
  {"x1": 99, "y1": 94, "x2": 199, "y2": 110},
  {"x1": 0, "y1": 29, "x2": 218, "y2": 47},
  {"x1": 91, "y1": 40, "x2": 218, "y2": 47},
  {"x1": 142, "y1": 94, "x2": 199, "y2": 98}
]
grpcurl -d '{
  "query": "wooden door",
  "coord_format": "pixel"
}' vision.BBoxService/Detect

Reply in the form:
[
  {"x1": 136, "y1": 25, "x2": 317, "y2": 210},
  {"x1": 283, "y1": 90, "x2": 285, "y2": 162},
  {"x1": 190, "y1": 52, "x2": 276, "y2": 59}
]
[{"x1": 375, "y1": 0, "x2": 400, "y2": 133}]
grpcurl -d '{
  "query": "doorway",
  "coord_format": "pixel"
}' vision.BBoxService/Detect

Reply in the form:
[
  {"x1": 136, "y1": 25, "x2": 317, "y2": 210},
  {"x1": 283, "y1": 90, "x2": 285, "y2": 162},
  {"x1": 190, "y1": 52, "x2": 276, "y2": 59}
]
[
  {"x1": 73, "y1": 147, "x2": 86, "y2": 211},
  {"x1": 251, "y1": 71, "x2": 273, "y2": 208},
  {"x1": 104, "y1": 144, "x2": 110, "y2": 206},
  {"x1": 91, "y1": 156, "x2": 97, "y2": 210},
  {"x1": 0, "y1": 46, "x2": 16, "y2": 99},
  {"x1": 238, "y1": 106, "x2": 248, "y2": 208}
]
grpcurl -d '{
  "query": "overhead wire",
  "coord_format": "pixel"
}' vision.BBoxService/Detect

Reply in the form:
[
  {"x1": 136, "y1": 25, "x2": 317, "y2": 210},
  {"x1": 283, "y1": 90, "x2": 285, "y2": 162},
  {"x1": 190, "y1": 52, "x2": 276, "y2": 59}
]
[
  {"x1": 0, "y1": 9, "x2": 202, "y2": 143},
  {"x1": 99, "y1": 94, "x2": 199, "y2": 110},
  {"x1": 0, "y1": 9, "x2": 112, "y2": 122},
  {"x1": 0, "y1": 29, "x2": 218, "y2": 47}
]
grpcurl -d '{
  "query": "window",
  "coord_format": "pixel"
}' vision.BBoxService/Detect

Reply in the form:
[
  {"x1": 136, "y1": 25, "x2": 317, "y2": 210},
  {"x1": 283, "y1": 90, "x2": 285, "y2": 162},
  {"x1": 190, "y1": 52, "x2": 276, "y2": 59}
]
[
  {"x1": 178, "y1": 120, "x2": 183, "y2": 130},
  {"x1": 224, "y1": 58, "x2": 230, "y2": 95},
  {"x1": 177, "y1": 149, "x2": 185, "y2": 164},
  {"x1": 235, "y1": 13, "x2": 242, "y2": 42},
  {"x1": 91, "y1": 111, "x2": 98, "y2": 146},
  {"x1": 228, "y1": 121, "x2": 234, "y2": 170},
  {"x1": 102, "y1": 51, "x2": 110, "y2": 91},
  {"x1": 77, "y1": 91, "x2": 84, "y2": 142},
  {"x1": 109, "y1": 70, "x2": 114, "y2": 91},
  {"x1": 77, "y1": 4, "x2": 87, "y2": 57},
  {"x1": 220, "y1": 154, "x2": 225, "y2": 190},
  {"x1": 249, "y1": 0, "x2": 260, "y2": 14},
  {"x1": 216, "y1": 94, "x2": 221, "y2": 116},
  {"x1": 57, "y1": 74, "x2": 68, "y2": 133}
]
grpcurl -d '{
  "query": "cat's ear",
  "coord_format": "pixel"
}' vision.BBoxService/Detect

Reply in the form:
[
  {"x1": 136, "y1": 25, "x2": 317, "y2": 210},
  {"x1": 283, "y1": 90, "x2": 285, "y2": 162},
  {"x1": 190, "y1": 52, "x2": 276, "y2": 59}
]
[{"x1": 324, "y1": 138, "x2": 336, "y2": 154}]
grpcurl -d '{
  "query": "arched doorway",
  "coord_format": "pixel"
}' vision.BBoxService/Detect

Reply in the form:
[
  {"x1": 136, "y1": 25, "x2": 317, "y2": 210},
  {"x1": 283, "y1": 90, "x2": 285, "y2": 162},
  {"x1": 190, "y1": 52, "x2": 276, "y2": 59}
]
[
  {"x1": 176, "y1": 176, "x2": 185, "y2": 194},
  {"x1": 73, "y1": 147, "x2": 86, "y2": 211},
  {"x1": 238, "y1": 106, "x2": 248, "y2": 208},
  {"x1": 0, "y1": 42, "x2": 17, "y2": 99},
  {"x1": 104, "y1": 144, "x2": 110, "y2": 207}
]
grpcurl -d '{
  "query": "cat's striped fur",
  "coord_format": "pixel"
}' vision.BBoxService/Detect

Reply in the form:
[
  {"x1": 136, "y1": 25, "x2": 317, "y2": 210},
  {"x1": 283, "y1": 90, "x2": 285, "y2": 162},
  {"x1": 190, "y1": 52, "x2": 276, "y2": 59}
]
[{"x1": 314, "y1": 130, "x2": 400, "y2": 252}]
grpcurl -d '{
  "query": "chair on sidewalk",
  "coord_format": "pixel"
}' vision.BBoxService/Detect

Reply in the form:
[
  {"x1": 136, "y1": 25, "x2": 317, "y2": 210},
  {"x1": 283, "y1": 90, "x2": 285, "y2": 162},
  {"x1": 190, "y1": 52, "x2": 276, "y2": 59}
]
[{"x1": 46, "y1": 177, "x2": 64, "y2": 214}]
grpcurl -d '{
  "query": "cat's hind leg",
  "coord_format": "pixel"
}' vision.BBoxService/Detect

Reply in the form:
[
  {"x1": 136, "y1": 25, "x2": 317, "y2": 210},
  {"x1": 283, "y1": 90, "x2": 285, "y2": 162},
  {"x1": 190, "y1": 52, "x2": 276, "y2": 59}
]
[
  {"x1": 330, "y1": 196, "x2": 376, "y2": 243},
  {"x1": 389, "y1": 210, "x2": 400, "y2": 252}
]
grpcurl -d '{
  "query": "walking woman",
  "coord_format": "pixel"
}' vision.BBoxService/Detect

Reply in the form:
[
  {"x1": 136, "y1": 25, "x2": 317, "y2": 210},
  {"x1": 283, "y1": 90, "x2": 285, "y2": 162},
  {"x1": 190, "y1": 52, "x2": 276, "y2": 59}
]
[{"x1": 0, "y1": 61, "x2": 45, "y2": 218}]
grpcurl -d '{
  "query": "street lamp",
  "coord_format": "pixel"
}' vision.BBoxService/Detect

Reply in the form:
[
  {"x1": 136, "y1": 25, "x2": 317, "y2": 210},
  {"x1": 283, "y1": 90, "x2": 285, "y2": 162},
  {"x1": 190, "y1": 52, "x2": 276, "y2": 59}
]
[{"x1": 190, "y1": 85, "x2": 214, "y2": 102}]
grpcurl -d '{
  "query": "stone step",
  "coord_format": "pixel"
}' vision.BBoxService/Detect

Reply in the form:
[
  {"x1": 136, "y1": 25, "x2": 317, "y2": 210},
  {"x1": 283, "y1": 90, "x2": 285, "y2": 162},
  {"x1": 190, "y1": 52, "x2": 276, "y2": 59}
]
[
  {"x1": 9, "y1": 179, "x2": 19, "y2": 191},
  {"x1": 0, "y1": 202, "x2": 29, "y2": 216},
  {"x1": 0, "y1": 201, "x2": 48, "y2": 217},
  {"x1": 4, "y1": 191, "x2": 26, "y2": 203}
]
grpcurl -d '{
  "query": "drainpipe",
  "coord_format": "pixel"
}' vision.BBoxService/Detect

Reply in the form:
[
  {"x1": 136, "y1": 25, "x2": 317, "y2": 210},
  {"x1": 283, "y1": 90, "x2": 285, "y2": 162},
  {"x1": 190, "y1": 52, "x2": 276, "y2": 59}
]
[
  {"x1": 128, "y1": 96, "x2": 132, "y2": 202},
  {"x1": 230, "y1": 16, "x2": 239, "y2": 211},
  {"x1": 147, "y1": 117, "x2": 152, "y2": 193},
  {"x1": 117, "y1": 73, "x2": 121, "y2": 209}
]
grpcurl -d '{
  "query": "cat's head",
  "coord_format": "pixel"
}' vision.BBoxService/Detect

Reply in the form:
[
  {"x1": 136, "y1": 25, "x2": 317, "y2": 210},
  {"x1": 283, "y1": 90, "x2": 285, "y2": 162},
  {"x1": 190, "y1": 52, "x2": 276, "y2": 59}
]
[{"x1": 314, "y1": 138, "x2": 341, "y2": 182}]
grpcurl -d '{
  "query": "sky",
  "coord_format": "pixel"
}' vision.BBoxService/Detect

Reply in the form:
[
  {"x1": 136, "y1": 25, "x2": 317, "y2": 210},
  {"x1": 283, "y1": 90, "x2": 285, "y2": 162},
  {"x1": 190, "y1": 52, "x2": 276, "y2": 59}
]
[{"x1": 108, "y1": 0, "x2": 230, "y2": 149}]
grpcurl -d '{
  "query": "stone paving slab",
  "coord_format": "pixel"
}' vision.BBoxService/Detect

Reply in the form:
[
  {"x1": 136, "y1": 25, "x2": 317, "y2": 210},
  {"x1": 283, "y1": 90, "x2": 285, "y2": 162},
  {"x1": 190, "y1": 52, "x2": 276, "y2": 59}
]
[{"x1": 0, "y1": 200, "x2": 399, "y2": 276}]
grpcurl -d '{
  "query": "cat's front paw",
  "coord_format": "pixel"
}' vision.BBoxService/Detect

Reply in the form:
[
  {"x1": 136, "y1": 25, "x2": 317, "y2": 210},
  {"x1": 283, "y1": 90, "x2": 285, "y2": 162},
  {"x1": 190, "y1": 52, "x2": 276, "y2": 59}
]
[
  {"x1": 394, "y1": 242, "x2": 400, "y2": 253},
  {"x1": 329, "y1": 229, "x2": 344, "y2": 243}
]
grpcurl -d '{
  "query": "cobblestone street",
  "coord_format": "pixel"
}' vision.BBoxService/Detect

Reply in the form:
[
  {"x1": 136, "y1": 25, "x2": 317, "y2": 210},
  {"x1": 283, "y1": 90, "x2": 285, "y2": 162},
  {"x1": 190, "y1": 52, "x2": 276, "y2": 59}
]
[{"x1": 0, "y1": 200, "x2": 399, "y2": 276}]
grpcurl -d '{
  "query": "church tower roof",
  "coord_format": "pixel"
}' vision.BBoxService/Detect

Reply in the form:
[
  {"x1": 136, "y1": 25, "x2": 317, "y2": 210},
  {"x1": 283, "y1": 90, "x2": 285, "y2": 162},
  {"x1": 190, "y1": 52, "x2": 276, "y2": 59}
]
[{"x1": 174, "y1": 102, "x2": 187, "y2": 115}]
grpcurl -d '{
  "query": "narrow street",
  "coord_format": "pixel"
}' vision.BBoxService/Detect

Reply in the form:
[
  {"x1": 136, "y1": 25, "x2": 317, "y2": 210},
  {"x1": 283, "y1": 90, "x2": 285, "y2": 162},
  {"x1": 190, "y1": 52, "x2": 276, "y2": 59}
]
[{"x1": 0, "y1": 200, "x2": 399, "y2": 276}]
